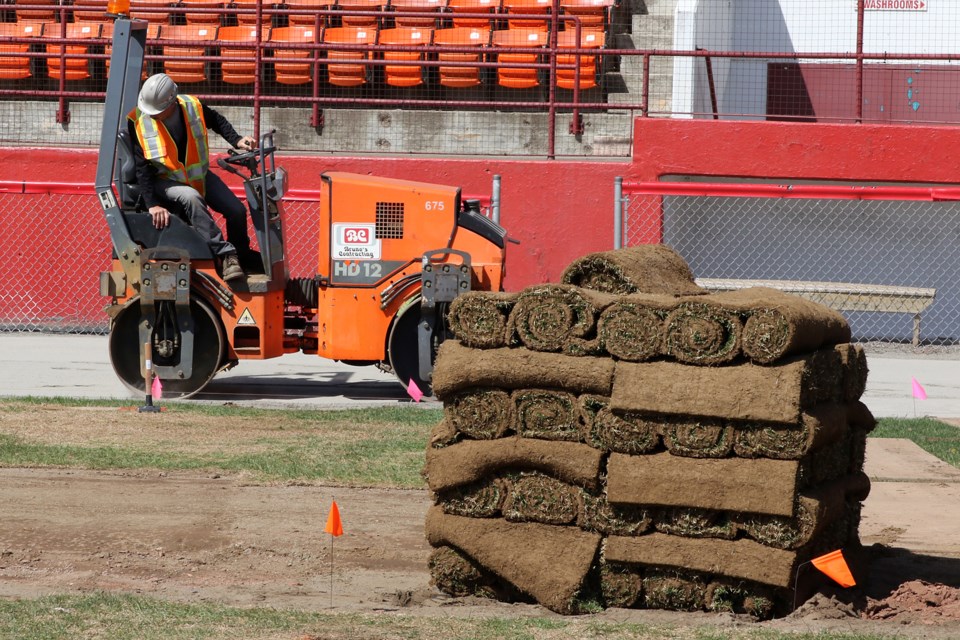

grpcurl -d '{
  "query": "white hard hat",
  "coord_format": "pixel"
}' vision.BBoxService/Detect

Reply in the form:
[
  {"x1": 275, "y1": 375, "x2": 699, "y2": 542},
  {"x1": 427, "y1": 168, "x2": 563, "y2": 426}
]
[{"x1": 138, "y1": 73, "x2": 178, "y2": 116}]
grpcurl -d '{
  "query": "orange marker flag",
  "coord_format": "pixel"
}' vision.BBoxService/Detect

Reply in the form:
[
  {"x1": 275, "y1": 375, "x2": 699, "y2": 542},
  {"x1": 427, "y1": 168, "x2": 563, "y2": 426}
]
[
  {"x1": 811, "y1": 549, "x2": 856, "y2": 588},
  {"x1": 325, "y1": 500, "x2": 344, "y2": 537}
]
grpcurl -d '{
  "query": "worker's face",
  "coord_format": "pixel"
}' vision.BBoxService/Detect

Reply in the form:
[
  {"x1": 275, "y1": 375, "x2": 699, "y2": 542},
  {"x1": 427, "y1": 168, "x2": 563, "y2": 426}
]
[{"x1": 153, "y1": 102, "x2": 177, "y2": 121}]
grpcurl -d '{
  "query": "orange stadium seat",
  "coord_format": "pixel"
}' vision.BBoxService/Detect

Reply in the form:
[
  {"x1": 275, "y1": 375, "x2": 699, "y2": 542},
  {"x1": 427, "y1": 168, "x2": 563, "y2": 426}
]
[
  {"x1": 491, "y1": 27, "x2": 543, "y2": 89},
  {"x1": 322, "y1": 25, "x2": 375, "y2": 86},
  {"x1": 389, "y1": 0, "x2": 443, "y2": 28},
  {"x1": 501, "y1": 0, "x2": 551, "y2": 31},
  {"x1": 0, "y1": 21, "x2": 43, "y2": 81},
  {"x1": 130, "y1": 0, "x2": 174, "y2": 24},
  {"x1": 446, "y1": 0, "x2": 497, "y2": 28},
  {"x1": 379, "y1": 26, "x2": 430, "y2": 87},
  {"x1": 14, "y1": 0, "x2": 61, "y2": 23},
  {"x1": 268, "y1": 25, "x2": 319, "y2": 84},
  {"x1": 285, "y1": 0, "x2": 333, "y2": 26},
  {"x1": 218, "y1": 25, "x2": 262, "y2": 84},
  {"x1": 180, "y1": 0, "x2": 224, "y2": 25},
  {"x1": 559, "y1": 0, "x2": 611, "y2": 33},
  {"x1": 71, "y1": 0, "x2": 109, "y2": 24},
  {"x1": 158, "y1": 24, "x2": 217, "y2": 83},
  {"x1": 555, "y1": 28, "x2": 602, "y2": 90},
  {"x1": 103, "y1": 21, "x2": 160, "y2": 78},
  {"x1": 45, "y1": 21, "x2": 101, "y2": 81},
  {"x1": 230, "y1": 0, "x2": 275, "y2": 25},
  {"x1": 433, "y1": 25, "x2": 488, "y2": 88},
  {"x1": 335, "y1": 0, "x2": 382, "y2": 28}
]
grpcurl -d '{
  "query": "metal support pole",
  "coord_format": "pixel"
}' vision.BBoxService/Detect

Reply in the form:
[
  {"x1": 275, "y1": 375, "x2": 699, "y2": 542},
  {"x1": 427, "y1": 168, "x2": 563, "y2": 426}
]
[
  {"x1": 856, "y1": 0, "x2": 864, "y2": 123},
  {"x1": 614, "y1": 176, "x2": 623, "y2": 249},
  {"x1": 492, "y1": 174, "x2": 501, "y2": 225}
]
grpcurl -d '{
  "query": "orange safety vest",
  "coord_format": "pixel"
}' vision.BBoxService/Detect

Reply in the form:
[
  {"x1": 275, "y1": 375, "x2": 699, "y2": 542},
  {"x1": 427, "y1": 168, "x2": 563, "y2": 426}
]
[{"x1": 128, "y1": 95, "x2": 210, "y2": 195}]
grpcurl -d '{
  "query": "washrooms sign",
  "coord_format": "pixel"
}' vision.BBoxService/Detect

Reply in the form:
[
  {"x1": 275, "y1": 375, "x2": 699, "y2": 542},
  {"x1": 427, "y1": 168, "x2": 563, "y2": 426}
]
[{"x1": 863, "y1": 0, "x2": 927, "y2": 9}]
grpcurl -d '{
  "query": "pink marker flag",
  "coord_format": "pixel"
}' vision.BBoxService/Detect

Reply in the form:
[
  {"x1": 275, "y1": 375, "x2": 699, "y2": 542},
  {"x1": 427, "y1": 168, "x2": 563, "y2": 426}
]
[
  {"x1": 151, "y1": 375, "x2": 163, "y2": 400},
  {"x1": 406, "y1": 378, "x2": 424, "y2": 402},
  {"x1": 911, "y1": 377, "x2": 927, "y2": 400}
]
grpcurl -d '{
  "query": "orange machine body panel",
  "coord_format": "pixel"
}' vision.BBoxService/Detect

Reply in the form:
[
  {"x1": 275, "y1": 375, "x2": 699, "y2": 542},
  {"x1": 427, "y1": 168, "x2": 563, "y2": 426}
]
[
  {"x1": 315, "y1": 172, "x2": 505, "y2": 361},
  {"x1": 112, "y1": 259, "x2": 288, "y2": 361}
]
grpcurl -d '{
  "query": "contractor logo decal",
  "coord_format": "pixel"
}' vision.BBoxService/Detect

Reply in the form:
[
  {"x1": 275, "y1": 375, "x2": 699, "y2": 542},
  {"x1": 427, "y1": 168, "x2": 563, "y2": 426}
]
[{"x1": 333, "y1": 223, "x2": 381, "y2": 260}]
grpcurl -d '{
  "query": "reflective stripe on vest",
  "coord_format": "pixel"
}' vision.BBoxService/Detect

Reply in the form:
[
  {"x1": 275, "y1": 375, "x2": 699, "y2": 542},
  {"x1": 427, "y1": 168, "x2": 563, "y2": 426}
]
[{"x1": 129, "y1": 95, "x2": 210, "y2": 195}]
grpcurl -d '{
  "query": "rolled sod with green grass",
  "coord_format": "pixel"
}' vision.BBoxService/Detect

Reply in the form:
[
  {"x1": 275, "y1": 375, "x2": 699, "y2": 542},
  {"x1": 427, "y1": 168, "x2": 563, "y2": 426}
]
[
  {"x1": 438, "y1": 478, "x2": 508, "y2": 518},
  {"x1": 560, "y1": 245, "x2": 707, "y2": 296},
  {"x1": 578, "y1": 491, "x2": 652, "y2": 536},
  {"x1": 503, "y1": 472, "x2": 580, "y2": 525},
  {"x1": 596, "y1": 296, "x2": 674, "y2": 361},
  {"x1": 642, "y1": 568, "x2": 709, "y2": 611},
  {"x1": 663, "y1": 301, "x2": 744, "y2": 365},
  {"x1": 444, "y1": 388, "x2": 513, "y2": 440},
  {"x1": 428, "y1": 546, "x2": 499, "y2": 598},
  {"x1": 579, "y1": 395, "x2": 660, "y2": 454},
  {"x1": 708, "y1": 288, "x2": 851, "y2": 365},
  {"x1": 599, "y1": 562, "x2": 644, "y2": 609},
  {"x1": 433, "y1": 341, "x2": 615, "y2": 399},
  {"x1": 447, "y1": 291, "x2": 519, "y2": 349},
  {"x1": 705, "y1": 578, "x2": 778, "y2": 618},
  {"x1": 653, "y1": 507, "x2": 738, "y2": 540},
  {"x1": 506, "y1": 284, "x2": 617, "y2": 355},
  {"x1": 512, "y1": 388, "x2": 581, "y2": 441},
  {"x1": 736, "y1": 472, "x2": 869, "y2": 551},
  {"x1": 661, "y1": 417, "x2": 735, "y2": 458},
  {"x1": 424, "y1": 436, "x2": 604, "y2": 493},
  {"x1": 425, "y1": 506, "x2": 602, "y2": 614},
  {"x1": 732, "y1": 403, "x2": 848, "y2": 460}
]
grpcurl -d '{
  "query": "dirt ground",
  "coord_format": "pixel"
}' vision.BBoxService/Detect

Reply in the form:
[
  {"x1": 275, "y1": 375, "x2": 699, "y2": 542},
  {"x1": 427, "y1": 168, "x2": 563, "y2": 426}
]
[{"x1": 1, "y1": 437, "x2": 959, "y2": 637}]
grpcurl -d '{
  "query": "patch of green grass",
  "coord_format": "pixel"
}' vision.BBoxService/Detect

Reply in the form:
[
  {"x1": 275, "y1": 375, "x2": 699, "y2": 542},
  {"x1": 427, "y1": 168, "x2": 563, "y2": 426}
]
[
  {"x1": 872, "y1": 417, "x2": 960, "y2": 468},
  {"x1": 0, "y1": 593, "x2": 912, "y2": 640},
  {"x1": 0, "y1": 396, "x2": 442, "y2": 425},
  {"x1": 0, "y1": 398, "x2": 440, "y2": 487}
]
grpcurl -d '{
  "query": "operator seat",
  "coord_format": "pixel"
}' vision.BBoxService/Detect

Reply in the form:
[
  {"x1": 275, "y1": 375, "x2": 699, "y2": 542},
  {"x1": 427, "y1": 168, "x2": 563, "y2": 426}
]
[
  {"x1": 113, "y1": 128, "x2": 214, "y2": 260},
  {"x1": 116, "y1": 128, "x2": 144, "y2": 210}
]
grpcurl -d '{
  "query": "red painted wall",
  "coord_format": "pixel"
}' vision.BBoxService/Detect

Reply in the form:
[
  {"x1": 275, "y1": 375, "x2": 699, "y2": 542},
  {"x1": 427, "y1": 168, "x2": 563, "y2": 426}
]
[
  {"x1": 0, "y1": 147, "x2": 631, "y2": 291},
  {"x1": 6, "y1": 117, "x2": 960, "y2": 328},
  {"x1": 630, "y1": 118, "x2": 960, "y2": 184}
]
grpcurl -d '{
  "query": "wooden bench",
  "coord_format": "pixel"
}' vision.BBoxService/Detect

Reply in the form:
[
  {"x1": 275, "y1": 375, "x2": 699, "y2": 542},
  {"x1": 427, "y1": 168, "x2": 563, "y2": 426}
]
[{"x1": 694, "y1": 278, "x2": 937, "y2": 347}]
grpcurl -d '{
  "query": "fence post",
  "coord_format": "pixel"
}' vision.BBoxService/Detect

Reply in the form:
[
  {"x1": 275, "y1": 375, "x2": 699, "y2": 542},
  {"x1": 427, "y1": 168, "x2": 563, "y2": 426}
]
[
  {"x1": 614, "y1": 176, "x2": 623, "y2": 249},
  {"x1": 492, "y1": 174, "x2": 502, "y2": 225}
]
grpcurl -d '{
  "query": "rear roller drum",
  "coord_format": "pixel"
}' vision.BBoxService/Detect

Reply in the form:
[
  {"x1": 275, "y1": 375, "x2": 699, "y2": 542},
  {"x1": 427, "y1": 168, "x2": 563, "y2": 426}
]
[{"x1": 109, "y1": 295, "x2": 225, "y2": 399}]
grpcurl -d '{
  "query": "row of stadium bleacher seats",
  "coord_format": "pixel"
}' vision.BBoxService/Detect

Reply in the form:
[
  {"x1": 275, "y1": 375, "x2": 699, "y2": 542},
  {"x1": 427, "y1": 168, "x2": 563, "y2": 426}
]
[
  {"x1": 1, "y1": 0, "x2": 614, "y2": 31},
  {"x1": 0, "y1": 21, "x2": 605, "y2": 89}
]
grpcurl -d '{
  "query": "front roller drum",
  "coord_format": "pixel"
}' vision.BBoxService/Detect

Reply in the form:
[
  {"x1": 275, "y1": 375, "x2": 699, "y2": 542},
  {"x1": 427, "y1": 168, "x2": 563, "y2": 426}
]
[
  {"x1": 388, "y1": 296, "x2": 434, "y2": 397},
  {"x1": 109, "y1": 295, "x2": 226, "y2": 399}
]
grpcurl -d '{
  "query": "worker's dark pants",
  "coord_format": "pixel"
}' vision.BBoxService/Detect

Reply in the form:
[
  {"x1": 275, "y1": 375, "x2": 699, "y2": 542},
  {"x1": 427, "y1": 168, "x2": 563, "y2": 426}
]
[{"x1": 155, "y1": 172, "x2": 250, "y2": 258}]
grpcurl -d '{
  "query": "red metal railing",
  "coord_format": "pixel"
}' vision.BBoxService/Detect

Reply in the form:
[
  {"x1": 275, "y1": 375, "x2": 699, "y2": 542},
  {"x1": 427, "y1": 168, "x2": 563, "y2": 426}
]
[{"x1": 4, "y1": 0, "x2": 960, "y2": 155}]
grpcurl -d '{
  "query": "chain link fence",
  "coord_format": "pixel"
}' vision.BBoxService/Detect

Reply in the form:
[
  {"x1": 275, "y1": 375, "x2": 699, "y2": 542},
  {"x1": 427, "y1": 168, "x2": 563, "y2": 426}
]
[
  {"x1": 620, "y1": 181, "x2": 960, "y2": 346},
  {"x1": 6, "y1": 1, "x2": 960, "y2": 156},
  {"x1": 1, "y1": 188, "x2": 320, "y2": 333},
  {"x1": 0, "y1": 181, "x2": 492, "y2": 333}
]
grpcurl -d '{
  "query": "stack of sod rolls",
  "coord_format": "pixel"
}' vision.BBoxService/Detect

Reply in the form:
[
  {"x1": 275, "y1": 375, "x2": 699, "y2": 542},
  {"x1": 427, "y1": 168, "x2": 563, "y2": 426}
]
[{"x1": 423, "y1": 245, "x2": 872, "y2": 617}]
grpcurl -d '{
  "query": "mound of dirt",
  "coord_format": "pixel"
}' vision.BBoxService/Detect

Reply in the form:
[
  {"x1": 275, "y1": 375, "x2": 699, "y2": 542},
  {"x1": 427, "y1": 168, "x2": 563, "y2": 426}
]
[{"x1": 864, "y1": 580, "x2": 960, "y2": 623}]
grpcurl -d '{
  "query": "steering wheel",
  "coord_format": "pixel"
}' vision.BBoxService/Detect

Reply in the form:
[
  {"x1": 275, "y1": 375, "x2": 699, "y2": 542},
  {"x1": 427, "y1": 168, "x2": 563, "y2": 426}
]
[{"x1": 217, "y1": 149, "x2": 261, "y2": 176}]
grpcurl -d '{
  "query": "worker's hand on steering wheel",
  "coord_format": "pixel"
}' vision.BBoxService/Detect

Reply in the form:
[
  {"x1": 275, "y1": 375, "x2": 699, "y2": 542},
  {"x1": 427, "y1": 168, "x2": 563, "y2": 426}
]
[
  {"x1": 148, "y1": 205, "x2": 171, "y2": 229},
  {"x1": 236, "y1": 136, "x2": 257, "y2": 152}
]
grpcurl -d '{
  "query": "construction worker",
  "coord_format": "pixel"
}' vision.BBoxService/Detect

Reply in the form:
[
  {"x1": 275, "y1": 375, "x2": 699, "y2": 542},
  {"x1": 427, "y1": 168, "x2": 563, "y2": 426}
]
[{"x1": 127, "y1": 73, "x2": 256, "y2": 282}]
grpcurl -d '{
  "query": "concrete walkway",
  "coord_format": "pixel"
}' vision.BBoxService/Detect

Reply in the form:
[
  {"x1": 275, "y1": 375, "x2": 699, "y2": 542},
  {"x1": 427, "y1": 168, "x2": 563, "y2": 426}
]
[{"x1": 0, "y1": 332, "x2": 959, "y2": 416}]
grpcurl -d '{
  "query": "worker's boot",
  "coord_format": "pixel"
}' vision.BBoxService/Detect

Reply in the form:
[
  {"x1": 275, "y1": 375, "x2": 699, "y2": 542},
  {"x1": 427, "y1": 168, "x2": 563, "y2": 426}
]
[{"x1": 221, "y1": 252, "x2": 245, "y2": 282}]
